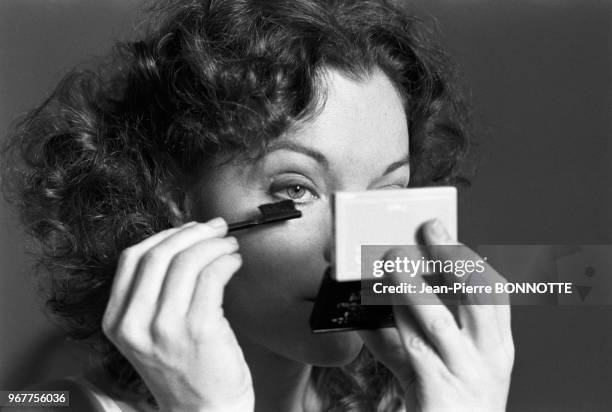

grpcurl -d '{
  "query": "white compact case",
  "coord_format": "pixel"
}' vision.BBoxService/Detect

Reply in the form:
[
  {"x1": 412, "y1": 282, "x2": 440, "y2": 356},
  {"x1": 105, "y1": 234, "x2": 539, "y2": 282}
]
[{"x1": 333, "y1": 186, "x2": 458, "y2": 282}]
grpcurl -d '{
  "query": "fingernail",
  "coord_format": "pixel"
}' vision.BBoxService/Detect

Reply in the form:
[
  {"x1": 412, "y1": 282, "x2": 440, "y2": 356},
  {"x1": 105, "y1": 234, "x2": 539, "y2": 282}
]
[
  {"x1": 226, "y1": 236, "x2": 238, "y2": 246},
  {"x1": 208, "y1": 217, "x2": 226, "y2": 229},
  {"x1": 428, "y1": 219, "x2": 448, "y2": 240},
  {"x1": 409, "y1": 336, "x2": 425, "y2": 351}
]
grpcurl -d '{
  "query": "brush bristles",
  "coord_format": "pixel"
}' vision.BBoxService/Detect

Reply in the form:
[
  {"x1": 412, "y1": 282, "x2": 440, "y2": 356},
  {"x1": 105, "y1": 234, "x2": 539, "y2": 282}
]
[
  {"x1": 227, "y1": 200, "x2": 302, "y2": 232},
  {"x1": 258, "y1": 199, "x2": 302, "y2": 221}
]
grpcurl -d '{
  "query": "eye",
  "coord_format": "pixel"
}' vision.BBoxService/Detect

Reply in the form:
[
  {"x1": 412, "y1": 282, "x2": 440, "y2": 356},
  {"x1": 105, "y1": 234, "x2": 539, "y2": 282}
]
[
  {"x1": 275, "y1": 184, "x2": 318, "y2": 203},
  {"x1": 382, "y1": 184, "x2": 409, "y2": 190},
  {"x1": 269, "y1": 179, "x2": 319, "y2": 204},
  {"x1": 376, "y1": 181, "x2": 410, "y2": 191},
  {"x1": 285, "y1": 185, "x2": 308, "y2": 199}
]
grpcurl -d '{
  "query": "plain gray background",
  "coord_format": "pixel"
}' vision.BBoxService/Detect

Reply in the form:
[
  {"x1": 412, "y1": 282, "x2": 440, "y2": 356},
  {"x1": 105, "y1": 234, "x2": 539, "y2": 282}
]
[{"x1": 1, "y1": 0, "x2": 611, "y2": 410}]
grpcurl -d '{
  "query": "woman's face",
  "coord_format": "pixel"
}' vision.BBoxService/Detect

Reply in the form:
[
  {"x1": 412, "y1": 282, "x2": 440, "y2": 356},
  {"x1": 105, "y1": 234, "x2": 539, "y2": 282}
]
[{"x1": 186, "y1": 68, "x2": 410, "y2": 366}]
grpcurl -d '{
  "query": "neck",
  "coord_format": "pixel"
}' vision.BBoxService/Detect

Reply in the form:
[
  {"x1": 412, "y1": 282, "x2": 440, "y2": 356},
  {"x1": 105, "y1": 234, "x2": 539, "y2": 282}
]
[{"x1": 236, "y1": 332, "x2": 316, "y2": 412}]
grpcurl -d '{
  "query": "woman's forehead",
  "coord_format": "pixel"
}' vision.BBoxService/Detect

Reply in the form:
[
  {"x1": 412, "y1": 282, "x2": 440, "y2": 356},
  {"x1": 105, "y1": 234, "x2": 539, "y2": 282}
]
[{"x1": 276, "y1": 68, "x2": 409, "y2": 168}]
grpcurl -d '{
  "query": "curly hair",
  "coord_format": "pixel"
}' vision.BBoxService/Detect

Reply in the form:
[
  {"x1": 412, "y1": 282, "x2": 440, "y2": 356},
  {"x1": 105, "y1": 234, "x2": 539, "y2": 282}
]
[{"x1": 1, "y1": 0, "x2": 472, "y2": 410}]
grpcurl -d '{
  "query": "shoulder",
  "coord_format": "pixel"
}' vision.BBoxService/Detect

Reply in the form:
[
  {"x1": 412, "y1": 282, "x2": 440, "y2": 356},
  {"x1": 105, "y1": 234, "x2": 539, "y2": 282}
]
[{"x1": 0, "y1": 377, "x2": 104, "y2": 412}]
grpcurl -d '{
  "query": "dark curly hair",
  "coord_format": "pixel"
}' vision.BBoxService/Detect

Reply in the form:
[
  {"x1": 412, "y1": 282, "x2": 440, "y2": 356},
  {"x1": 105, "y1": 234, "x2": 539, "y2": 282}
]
[{"x1": 1, "y1": 0, "x2": 472, "y2": 410}]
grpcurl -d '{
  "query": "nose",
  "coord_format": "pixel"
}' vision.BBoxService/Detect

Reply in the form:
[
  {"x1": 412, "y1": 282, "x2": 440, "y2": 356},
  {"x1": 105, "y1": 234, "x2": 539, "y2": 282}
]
[
  {"x1": 322, "y1": 206, "x2": 333, "y2": 265},
  {"x1": 323, "y1": 236, "x2": 332, "y2": 264}
]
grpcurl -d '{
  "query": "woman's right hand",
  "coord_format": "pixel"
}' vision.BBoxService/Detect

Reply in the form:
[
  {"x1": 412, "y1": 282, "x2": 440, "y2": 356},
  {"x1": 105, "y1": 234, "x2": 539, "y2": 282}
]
[{"x1": 102, "y1": 218, "x2": 254, "y2": 412}]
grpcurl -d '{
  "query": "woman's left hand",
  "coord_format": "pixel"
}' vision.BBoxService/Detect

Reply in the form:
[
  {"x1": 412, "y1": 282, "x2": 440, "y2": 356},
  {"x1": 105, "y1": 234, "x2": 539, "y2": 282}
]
[{"x1": 359, "y1": 220, "x2": 514, "y2": 412}]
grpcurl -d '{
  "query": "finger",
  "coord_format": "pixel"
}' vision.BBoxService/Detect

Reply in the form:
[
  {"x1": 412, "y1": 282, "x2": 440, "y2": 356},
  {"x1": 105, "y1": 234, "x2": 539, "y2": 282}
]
[
  {"x1": 422, "y1": 219, "x2": 512, "y2": 351},
  {"x1": 187, "y1": 252, "x2": 243, "y2": 327},
  {"x1": 384, "y1": 246, "x2": 469, "y2": 373},
  {"x1": 124, "y1": 218, "x2": 228, "y2": 319},
  {"x1": 389, "y1": 271, "x2": 469, "y2": 374},
  {"x1": 359, "y1": 328, "x2": 415, "y2": 385},
  {"x1": 421, "y1": 219, "x2": 474, "y2": 288},
  {"x1": 423, "y1": 219, "x2": 508, "y2": 300},
  {"x1": 155, "y1": 236, "x2": 239, "y2": 319},
  {"x1": 359, "y1": 322, "x2": 443, "y2": 387},
  {"x1": 103, "y1": 220, "x2": 199, "y2": 329},
  {"x1": 422, "y1": 219, "x2": 508, "y2": 298},
  {"x1": 392, "y1": 302, "x2": 449, "y2": 384}
]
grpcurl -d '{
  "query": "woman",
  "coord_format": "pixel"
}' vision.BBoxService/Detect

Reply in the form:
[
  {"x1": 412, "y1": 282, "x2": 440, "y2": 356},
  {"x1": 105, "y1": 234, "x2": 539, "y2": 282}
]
[{"x1": 1, "y1": 0, "x2": 513, "y2": 410}]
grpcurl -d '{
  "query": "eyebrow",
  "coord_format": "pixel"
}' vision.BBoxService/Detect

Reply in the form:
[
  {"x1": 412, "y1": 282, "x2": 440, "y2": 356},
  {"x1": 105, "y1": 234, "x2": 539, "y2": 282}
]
[
  {"x1": 382, "y1": 155, "x2": 411, "y2": 176},
  {"x1": 265, "y1": 141, "x2": 330, "y2": 169},
  {"x1": 265, "y1": 141, "x2": 410, "y2": 176}
]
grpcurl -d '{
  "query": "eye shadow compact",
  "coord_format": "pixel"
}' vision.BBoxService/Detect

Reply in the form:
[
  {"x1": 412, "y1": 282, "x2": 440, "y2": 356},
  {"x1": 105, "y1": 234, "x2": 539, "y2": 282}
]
[{"x1": 309, "y1": 187, "x2": 457, "y2": 333}]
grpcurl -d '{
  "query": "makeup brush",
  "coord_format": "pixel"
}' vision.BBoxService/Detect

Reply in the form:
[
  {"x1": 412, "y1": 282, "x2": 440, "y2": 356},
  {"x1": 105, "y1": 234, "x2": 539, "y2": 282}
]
[{"x1": 228, "y1": 199, "x2": 302, "y2": 232}]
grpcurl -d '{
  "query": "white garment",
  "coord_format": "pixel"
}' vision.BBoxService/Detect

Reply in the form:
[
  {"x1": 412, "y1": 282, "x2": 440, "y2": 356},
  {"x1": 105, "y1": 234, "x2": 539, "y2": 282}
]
[{"x1": 66, "y1": 374, "x2": 123, "y2": 412}]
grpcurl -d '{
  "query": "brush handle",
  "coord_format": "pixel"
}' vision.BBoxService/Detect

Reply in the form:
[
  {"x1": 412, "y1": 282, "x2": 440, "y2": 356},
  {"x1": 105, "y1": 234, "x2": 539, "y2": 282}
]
[{"x1": 227, "y1": 219, "x2": 262, "y2": 233}]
